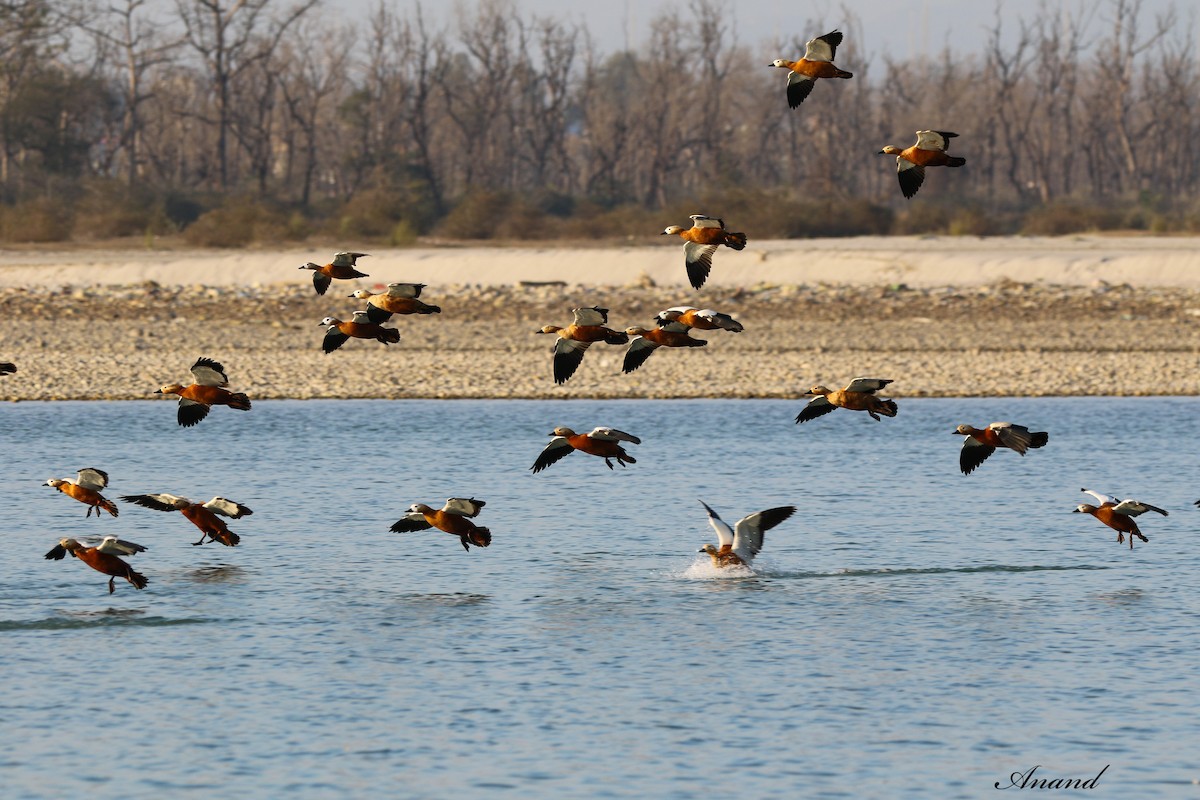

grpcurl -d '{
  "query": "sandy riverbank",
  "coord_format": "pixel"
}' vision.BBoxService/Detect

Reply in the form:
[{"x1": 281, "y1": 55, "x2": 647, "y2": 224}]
[
  {"x1": 1, "y1": 236, "x2": 1198, "y2": 401},
  {"x1": 3, "y1": 235, "x2": 1200, "y2": 289}
]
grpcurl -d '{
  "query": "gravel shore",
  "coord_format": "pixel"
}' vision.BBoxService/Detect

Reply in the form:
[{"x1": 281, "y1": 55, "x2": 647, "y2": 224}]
[{"x1": 2, "y1": 280, "x2": 1198, "y2": 401}]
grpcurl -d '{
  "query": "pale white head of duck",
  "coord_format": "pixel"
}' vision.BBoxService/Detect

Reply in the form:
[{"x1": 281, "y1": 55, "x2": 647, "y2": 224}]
[
  {"x1": 408, "y1": 503, "x2": 435, "y2": 514},
  {"x1": 806, "y1": 385, "x2": 832, "y2": 396},
  {"x1": 625, "y1": 326, "x2": 652, "y2": 336},
  {"x1": 660, "y1": 225, "x2": 686, "y2": 236},
  {"x1": 550, "y1": 427, "x2": 576, "y2": 437},
  {"x1": 953, "y1": 424, "x2": 979, "y2": 435},
  {"x1": 769, "y1": 58, "x2": 790, "y2": 68},
  {"x1": 348, "y1": 289, "x2": 373, "y2": 299},
  {"x1": 299, "y1": 262, "x2": 321, "y2": 270},
  {"x1": 318, "y1": 316, "x2": 340, "y2": 327},
  {"x1": 155, "y1": 383, "x2": 184, "y2": 396},
  {"x1": 44, "y1": 478, "x2": 66, "y2": 488},
  {"x1": 878, "y1": 145, "x2": 902, "y2": 156},
  {"x1": 698, "y1": 543, "x2": 718, "y2": 554},
  {"x1": 1074, "y1": 504, "x2": 1098, "y2": 514},
  {"x1": 535, "y1": 325, "x2": 563, "y2": 335}
]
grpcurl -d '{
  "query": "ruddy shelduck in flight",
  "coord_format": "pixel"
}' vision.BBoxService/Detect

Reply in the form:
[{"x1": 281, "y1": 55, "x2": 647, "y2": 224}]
[
  {"x1": 300, "y1": 251, "x2": 369, "y2": 296},
  {"x1": 660, "y1": 215, "x2": 747, "y2": 290},
  {"x1": 769, "y1": 30, "x2": 853, "y2": 109},
  {"x1": 1074, "y1": 489, "x2": 1167, "y2": 549},
  {"x1": 955, "y1": 422, "x2": 1049, "y2": 475},
  {"x1": 156, "y1": 357, "x2": 251, "y2": 427},
  {"x1": 796, "y1": 378, "x2": 898, "y2": 423},
  {"x1": 45, "y1": 468, "x2": 118, "y2": 518},
  {"x1": 698, "y1": 501, "x2": 797, "y2": 569},
  {"x1": 390, "y1": 497, "x2": 491, "y2": 551},
  {"x1": 531, "y1": 426, "x2": 641, "y2": 472},
  {"x1": 319, "y1": 312, "x2": 401, "y2": 353},
  {"x1": 349, "y1": 283, "x2": 442, "y2": 323},
  {"x1": 120, "y1": 493, "x2": 252, "y2": 547},
  {"x1": 654, "y1": 306, "x2": 744, "y2": 333},
  {"x1": 535, "y1": 306, "x2": 629, "y2": 384},
  {"x1": 622, "y1": 322, "x2": 707, "y2": 374},
  {"x1": 45, "y1": 536, "x2": 148, "y2": 594},
  {"x1": 879, "y1": 131, "x2": 966, "y2": 198}
]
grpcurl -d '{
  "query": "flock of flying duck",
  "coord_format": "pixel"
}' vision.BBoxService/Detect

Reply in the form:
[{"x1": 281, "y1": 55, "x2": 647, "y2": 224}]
[{"x1": 7, "y1": 29, "x2": 1193, "y2": 593}]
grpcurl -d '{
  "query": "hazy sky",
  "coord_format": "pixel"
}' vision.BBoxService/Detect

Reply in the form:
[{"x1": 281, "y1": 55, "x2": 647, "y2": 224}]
[{"x1": 345, "y1": 0, "x2": 1195, "y2": 61}]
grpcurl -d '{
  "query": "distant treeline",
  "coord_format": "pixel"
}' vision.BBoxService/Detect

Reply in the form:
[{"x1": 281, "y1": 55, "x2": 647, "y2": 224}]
[{"x1": 0, "y1": 0, "x2": 1196, "y2": 244}]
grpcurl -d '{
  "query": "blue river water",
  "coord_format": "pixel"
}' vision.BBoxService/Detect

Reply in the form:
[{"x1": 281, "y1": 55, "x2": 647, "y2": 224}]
[{"x1": 1, "y1": 398, "x2": 1198, "y2": 798}]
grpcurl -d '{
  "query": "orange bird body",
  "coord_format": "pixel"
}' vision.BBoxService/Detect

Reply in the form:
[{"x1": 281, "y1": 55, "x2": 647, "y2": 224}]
[
  {"x1": 45, "y1": 537, "x2": 148, "y2": 594},
  {"x1": 121, "y1": 493, "x2": 252, "y2": 546},
  {"x1": 45, "y1": 468, "x2": 118, "y2": 518},
  {"x1": 390, "y1": 498, "x2": 492, "y2": 551},
  {"x1": 156, "y1": 357, "x2": 251, "y2": 427}
]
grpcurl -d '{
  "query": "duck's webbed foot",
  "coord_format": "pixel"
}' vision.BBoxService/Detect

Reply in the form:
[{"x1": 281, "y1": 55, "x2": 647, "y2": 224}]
[
  {"x1": 605, "y1": 458, "x2": 614, "y2": 470},
  {"x1": 1117, "y1": 532, "x2": 1125, "y2": 545},
  {"x1": 108, "y1": 577, "x2": 116, "y2": 594},
  {"x1": 868, "y1": 410, "x2": 881, "y2": 421},
  {"x1": 460, "y1": 536, "x2": 470, "y2": 552}
]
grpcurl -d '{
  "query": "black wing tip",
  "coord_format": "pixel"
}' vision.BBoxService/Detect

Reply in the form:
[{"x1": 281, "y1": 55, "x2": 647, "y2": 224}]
[{"x1": 192, "y1": 356, "x2": 226, "y2": 373}]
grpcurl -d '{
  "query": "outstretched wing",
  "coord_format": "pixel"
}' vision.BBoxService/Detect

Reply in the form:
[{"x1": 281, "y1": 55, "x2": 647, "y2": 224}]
[
  {"x1": 896, "y1": 159, "x2": 925, "y2": 199},
  {"x1": 622, "y1": 337, "x2": 659, "y2": 374},
  {"x1": 700, "y1": 501, "x2": 734, "y2": 548},
  {"x1": 915, "y1": 130, "x2": 957, "y2": 152},
  {"x1": 688, "y1": 215, "x2": 724, "y2": 229},
  {"x1": 795, "y1": 395, "x2": 836, "y2": 424},
  {"x1": 845, "y1": 377, "x2": 892, "y2": 394},
  {"x1": 390, "y1": 513, "x2": 433, "y2": 533},
  {"x1": 959, "y1": 439, "x2": 996, "y2": 476},
  {"x1": 332, "y1": 251, "x2": 369, "y2": 267},
  {"x1": 322, "y1": 326, "x2": 350, "y2": 354},
  {"x1": 572, "y1": 307, "x2": 610, "y2": 326},
  {"x1": 120, "y1": 493, "x2": 189, "y2": 512},
  {"x1": 363, "y1": 303, "x2": 393, "y2": 324},
  {"x1": 93, "y1": 536, "x2": 147, "y2": 556},
  {"x1": 803, "y1": 30, "x2": 842, "y2": 62},
  {"x1": 991, "y1": 422, "x2": 1035, "y2": 455},
  {"x1": 75, "y1": 468, "x2": 110, "y2": 491},
  {"x1": 177, "y1": 398, "x2": 211, "y2": 427},
  {"x1": 683, "y1": 241, "x2": 718, "y2": 289},
  {"x1": 190, "y1": 357, "x2": 229, "y2": 387},
  {"x1": 553, "y1": 338, "x2": 592, "y2": 384},
  {"x1": 1081, "y1": 488, "x2": 1120, "y2": 507},
  {"x1": 385, "y1": 282, "x2": 424, "y2": 298},
  {"x1": 589, "y1": 427, "x2": 641, "y2": 444},
  {"x1": 443, "y1": 497, "x2": 486, "y2": 517},
  {"x1": 312, "y1": 271, "x2": 332, "y2": 295},
  {"x1": 531, "y1": 437, "x2": 575, "y2": 473},
  {"x1": 203, "y1": 497, "x2": 252, "y2": 518},
  {"x1": 1112, "y1": 499, "x2": 1168, "y2": 518},
  {"x1": 786, "y1": 71, "x2": 817, "y2": 108},
  {"x1": 733, "y1": 506, "x2": 797, "y2": 558}
]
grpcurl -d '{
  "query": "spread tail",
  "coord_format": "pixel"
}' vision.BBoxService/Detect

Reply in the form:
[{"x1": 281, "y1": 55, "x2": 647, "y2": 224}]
[
  {"x1": 127, "y1": 569, "x2": 149, "y2": 590},
  {"x1": 469, "y1": 527, "x2": 492, "y2": 549},
  {"x1": 423, "y1": 304, "x2": 442, "y2": 314},
  {"x1": 947, "y1": 156, "x2": 966, "y2": 167},
  {"x1": 228, "y1": 393, "x2": 252, "y2": 411},
  {"x1": 213, "y1": 530, "x2": 241, "y2": 547},
  {"x1": 381, "y1": 329, "x2": 401, "y2": 344},
  {"x1": 1029, "y1": 431, "x2": 1049, "y2": 448},
  {"x1": 101, "y1": 499, "x2": 119, "y2": 517},
  {"x1": 724, "y1": 231, "x2": 748, "y2": 250},
  {"x1": 604, "y1": 330, "x2": 630, "y2": 345},
  {"x1": 877, "y1": 399, "x2": 899, "y2": 417},
  {"x1": 835, "y1": 69, "x2": 853, "y2": 79}
]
